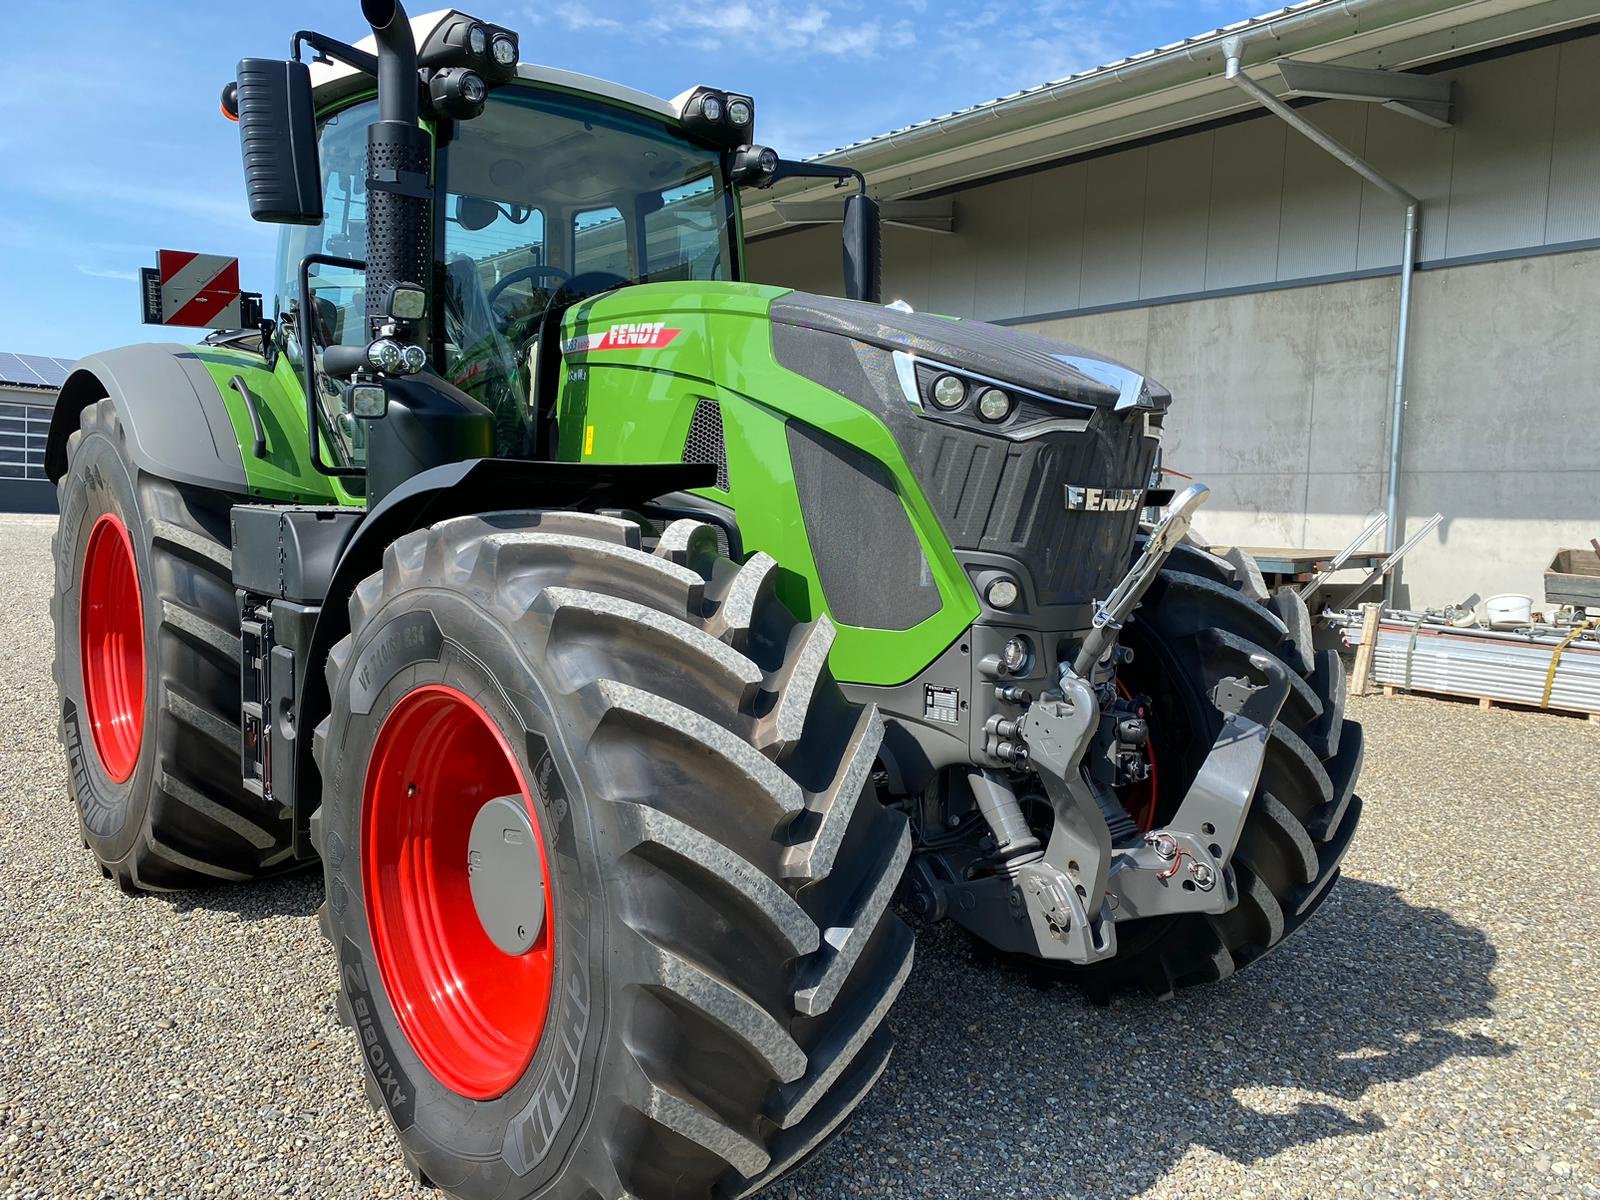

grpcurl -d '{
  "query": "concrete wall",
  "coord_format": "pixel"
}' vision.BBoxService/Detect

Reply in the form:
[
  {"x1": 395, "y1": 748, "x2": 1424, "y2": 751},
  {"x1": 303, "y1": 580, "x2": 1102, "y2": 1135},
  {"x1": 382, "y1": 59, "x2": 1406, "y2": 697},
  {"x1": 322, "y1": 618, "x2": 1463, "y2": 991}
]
[
  {"x1": 753, "y1": 34, "x2": 1600, "y2": 314},
  {"x1": 1021, "y1": 249, "x2": 1600, "y2": 606},
  {"x1": 747, "y1": 31, "x2": 1600, "y2": 608}
]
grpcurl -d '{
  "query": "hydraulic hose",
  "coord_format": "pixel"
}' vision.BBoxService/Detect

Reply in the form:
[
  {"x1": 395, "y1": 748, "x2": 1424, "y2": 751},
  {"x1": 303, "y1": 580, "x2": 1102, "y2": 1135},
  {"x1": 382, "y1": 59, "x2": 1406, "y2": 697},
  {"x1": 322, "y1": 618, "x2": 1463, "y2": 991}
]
[{"x1": 968, "y1": 769, "x2": 1041, "y2": 871}]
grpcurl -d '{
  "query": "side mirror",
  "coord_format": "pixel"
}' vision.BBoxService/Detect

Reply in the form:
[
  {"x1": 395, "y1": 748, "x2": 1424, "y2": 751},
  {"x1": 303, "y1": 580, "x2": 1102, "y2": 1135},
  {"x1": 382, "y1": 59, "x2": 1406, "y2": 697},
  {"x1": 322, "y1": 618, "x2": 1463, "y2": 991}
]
[
  {"x1": 234, "y1": 58, "x2": 323, "y2": 225},
  {"x1": 747, "y1": 156, "x2": 882, "y2": 303},
  {"x1": 842, "y1": 193, "x2": 881, "y2": 304}
]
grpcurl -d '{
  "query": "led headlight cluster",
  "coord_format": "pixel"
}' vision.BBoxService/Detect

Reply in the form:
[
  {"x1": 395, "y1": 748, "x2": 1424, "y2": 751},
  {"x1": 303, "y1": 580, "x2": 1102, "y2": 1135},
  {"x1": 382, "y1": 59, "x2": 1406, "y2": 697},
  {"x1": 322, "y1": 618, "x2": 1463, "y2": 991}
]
[
  {"x1": 677, "y1": 86, "x2": 756, "y2": 148},
  {"x1": 925, "y1": 371, "x2": 1013, "y2": 423},
  {"x1": 368, "y1": 339, "x2": 427, "y2": 375}
]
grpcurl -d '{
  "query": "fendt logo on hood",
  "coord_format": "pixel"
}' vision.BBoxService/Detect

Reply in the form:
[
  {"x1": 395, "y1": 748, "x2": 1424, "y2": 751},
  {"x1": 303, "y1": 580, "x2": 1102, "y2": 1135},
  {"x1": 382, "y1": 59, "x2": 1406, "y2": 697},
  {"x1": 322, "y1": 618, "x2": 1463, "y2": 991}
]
[{"x1": 561, "y1": 322, "x2": 682, "y2": 354}]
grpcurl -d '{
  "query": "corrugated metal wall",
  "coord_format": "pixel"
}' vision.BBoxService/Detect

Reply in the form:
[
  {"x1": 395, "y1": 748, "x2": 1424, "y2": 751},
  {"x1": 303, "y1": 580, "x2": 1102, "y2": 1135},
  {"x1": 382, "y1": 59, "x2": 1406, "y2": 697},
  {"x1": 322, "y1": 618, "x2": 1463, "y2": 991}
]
[
  {"x1": 746, "y1": 31, "x2": 1600, "y2": 607},
  {"x1": 752, "y1": 34, "x2": 1600, "y2": 319}
]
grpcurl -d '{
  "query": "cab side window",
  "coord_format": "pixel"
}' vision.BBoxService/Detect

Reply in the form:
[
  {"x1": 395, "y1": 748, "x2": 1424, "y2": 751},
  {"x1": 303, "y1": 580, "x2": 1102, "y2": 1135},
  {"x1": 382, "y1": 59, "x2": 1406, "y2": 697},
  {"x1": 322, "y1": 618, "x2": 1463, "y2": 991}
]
[
  {"x1": 273, "y1": 100, "x2": 379, "y2": 346},
  {"x1": 271, "y1": 99, "x2": 380, "y2": 466},
  {"x1": 573, "y1": 206, "x2": 629, "y2": 279}
]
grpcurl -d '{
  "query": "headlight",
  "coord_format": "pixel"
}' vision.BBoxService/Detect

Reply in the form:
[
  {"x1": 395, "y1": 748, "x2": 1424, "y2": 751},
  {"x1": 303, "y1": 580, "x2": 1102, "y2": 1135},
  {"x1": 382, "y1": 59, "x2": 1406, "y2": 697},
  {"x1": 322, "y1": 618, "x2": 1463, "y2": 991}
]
[
  {"x1": 368, "y1": 339, "x2": 403, "y2": 372},
  {"x1": 401, "y1": 344, "x2": 427, "y2": 374},
  {"x1": 349, "y1": 383, "x2": 386, "y2": 419},
  {"x1": 429, "y1": 67, "x2": 488, "y2": 119},
  {"x1": 491, "y1": 33, "x2": 517, "y2": 66},
  {"x1": 468, "y1": 24, "x2": 488, "y2": 56},
  {"x1": 727, "y1": 98, "x2": 752, "y2": 125},
  {"x1": 986, "y1": 578, "x2": 1019, "y2": 609},
  {"x1": 977, "y1": 387, "x2": 1012, "y2": 422},
  {"x1": 1001, "y1": 636, "x2": 1032, "y2": 675},
  {"x1": 930, "y1": 374, "x2": 966, "y2": 410},
  {"x1": 700, "y1": 93, "x2": 724, "y2": 122}
]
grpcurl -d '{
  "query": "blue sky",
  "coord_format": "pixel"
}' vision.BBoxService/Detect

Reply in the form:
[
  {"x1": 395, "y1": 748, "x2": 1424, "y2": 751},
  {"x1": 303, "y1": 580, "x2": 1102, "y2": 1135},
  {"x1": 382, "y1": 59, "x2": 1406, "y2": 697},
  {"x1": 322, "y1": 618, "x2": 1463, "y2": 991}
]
[{"x1": 0, "y1": 0, "x2": 1241, "y2": 360}]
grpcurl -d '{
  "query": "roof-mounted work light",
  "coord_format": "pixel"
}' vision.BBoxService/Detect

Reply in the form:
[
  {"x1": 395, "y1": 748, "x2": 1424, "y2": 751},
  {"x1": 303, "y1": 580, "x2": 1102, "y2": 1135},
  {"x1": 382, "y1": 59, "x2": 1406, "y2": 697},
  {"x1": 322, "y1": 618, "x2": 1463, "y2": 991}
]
[
  {"x1": 417, "y1": 11, "x2": 519, "y2": 83},
  {"x1": 675, "y1": 86, "x2": 755, "y2": 148}
]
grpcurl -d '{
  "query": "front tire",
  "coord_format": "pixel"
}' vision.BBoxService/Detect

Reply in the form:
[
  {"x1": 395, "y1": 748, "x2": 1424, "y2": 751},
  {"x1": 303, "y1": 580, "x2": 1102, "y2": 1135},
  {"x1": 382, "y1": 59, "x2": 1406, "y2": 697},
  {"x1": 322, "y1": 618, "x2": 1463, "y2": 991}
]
[
  {"x1": 312, "y1": 511, "x2": 913, "y2": 1199},
  {"x1": 1088, "y1": 547, "x2": 1364, "y2": 996},
  {"x1": 51, "y1": 397, "x2": 292, "y2": 891}
]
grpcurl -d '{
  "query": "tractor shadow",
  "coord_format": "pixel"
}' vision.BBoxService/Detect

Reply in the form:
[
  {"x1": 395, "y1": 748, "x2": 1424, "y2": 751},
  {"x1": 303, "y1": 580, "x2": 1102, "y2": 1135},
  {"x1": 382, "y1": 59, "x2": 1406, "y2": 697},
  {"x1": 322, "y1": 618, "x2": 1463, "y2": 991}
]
[
  {"x1": 162, "y1": 864, "x2": 323, "y2": 920},
  {"x1": 786, "y1": 877, "x2": 1508, "y2": 1200}
]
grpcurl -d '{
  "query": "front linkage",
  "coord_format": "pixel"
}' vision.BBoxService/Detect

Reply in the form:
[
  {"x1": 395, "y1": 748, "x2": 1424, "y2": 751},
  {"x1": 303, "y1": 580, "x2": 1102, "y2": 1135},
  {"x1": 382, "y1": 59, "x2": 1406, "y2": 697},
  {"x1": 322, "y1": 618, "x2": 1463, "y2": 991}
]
[{"x1": 929, "y1": 485, "x2": 1291, "y2": 965}]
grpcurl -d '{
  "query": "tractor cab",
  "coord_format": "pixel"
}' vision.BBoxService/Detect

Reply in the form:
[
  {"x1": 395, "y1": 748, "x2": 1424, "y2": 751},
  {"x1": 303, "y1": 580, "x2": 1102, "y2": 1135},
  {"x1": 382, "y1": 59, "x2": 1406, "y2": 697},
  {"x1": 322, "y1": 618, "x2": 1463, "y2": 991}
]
[
  {"x1": 282, "y1": 47, "x2": 743, "y2": 460},
  {"x1": 255, "y1": 9, "x2": 868, "y2": 471}
]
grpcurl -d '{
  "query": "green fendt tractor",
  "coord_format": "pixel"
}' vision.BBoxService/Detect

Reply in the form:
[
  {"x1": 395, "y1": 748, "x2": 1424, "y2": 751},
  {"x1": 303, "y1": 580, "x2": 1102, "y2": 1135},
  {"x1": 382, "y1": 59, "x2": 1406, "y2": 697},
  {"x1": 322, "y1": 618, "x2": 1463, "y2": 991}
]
[{"x1": 47, "y1": 4, "x2": 1364, "y2": 1196}]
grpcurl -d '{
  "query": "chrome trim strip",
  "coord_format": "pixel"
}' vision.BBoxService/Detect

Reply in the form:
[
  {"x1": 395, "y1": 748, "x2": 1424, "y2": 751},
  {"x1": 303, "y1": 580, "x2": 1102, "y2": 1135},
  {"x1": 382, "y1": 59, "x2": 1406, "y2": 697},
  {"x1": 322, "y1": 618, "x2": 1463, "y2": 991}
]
[
  {"x1": 1050, "y1": 353, "x2": 1151, "y2": 411},
  {"x1": 890, "y1": 350, "x2": 923, "y2": 410}
]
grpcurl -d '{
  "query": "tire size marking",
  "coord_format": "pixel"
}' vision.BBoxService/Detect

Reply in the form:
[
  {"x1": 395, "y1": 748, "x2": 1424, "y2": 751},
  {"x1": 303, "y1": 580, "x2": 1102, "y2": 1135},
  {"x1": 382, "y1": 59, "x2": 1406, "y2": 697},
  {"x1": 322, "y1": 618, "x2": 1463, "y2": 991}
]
[
  {"x1": 63, "y1": 701, "x2": 121, "y2": 837},
  {"x1": 350, "y1": 611, "x2": 444, "y2": 715}
]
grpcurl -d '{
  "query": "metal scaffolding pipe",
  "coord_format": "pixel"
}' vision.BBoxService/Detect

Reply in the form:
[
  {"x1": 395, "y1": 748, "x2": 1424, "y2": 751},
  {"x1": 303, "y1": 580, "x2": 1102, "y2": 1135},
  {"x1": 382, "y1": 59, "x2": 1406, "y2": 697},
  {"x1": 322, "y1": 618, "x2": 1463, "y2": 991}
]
[{"x1": 1223, "y1": 39, "x2": 1421, "y2": 604}]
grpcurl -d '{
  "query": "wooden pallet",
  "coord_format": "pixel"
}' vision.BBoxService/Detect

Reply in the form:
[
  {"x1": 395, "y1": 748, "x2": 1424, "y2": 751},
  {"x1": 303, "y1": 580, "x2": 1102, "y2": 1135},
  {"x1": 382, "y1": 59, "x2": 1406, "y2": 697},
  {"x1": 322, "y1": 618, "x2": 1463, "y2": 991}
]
[{"x1": 1379, "y1": 682, "x2": 1600, "y2": 722}]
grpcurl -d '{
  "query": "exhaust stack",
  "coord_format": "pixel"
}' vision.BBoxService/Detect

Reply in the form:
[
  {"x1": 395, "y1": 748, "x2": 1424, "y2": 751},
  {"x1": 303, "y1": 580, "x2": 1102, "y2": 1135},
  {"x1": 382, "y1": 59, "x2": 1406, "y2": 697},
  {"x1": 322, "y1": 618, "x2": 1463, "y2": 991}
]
[{"x1": 361, "y1": 0, "x2": 430, "y2": 343}]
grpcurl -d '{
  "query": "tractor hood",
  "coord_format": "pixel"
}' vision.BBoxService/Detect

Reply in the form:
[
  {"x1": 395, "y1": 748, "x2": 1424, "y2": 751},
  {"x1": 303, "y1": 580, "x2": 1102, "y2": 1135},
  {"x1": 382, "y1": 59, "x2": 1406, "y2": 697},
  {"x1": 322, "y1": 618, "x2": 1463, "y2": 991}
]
[
  {"x1": 770, "y1": 292, "x2": 1170, "y2": 416},
  {"x1": 762, "y1": 289, "x2": 1166, "y2": 622}
]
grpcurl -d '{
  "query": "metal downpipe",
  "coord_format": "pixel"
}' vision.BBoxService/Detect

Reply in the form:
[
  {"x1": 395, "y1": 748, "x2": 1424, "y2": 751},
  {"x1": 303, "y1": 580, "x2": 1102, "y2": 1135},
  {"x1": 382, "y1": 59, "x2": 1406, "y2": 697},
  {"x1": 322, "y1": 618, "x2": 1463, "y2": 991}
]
[
  {"x1": 1223, "y1": 40, "x2": 1421, "y2": 604},
  {"x1": 1385, "y1": 205, "x2": 1419, "y2": 605}
]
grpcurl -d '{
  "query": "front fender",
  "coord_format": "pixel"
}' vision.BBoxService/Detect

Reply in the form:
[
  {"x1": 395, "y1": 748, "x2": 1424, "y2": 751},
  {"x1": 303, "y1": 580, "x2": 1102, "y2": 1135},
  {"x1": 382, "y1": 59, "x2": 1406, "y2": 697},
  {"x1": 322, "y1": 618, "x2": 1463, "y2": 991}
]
[
  {"x1": 288, "y1": 457, "x2": 716, "y2": 857},
  {"x1": 46, "y1": 344, "x2": 249, "y2": 492}
]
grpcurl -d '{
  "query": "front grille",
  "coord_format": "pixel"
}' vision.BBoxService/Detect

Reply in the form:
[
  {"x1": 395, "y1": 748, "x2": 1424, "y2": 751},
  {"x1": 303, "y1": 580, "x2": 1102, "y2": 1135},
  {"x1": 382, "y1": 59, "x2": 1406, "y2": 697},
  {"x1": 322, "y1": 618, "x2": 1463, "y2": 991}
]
[{"x1": 908, "y1": 415, "x2": 1152, "y2": 605}]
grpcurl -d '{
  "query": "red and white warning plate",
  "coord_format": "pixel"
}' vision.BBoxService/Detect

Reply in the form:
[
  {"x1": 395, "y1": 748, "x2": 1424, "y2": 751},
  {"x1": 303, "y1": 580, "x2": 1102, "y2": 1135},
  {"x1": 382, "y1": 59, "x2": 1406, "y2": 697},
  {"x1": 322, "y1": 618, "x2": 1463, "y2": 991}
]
[{"x1": 139, "y1": 250, "x2": 245, "y2": 329}]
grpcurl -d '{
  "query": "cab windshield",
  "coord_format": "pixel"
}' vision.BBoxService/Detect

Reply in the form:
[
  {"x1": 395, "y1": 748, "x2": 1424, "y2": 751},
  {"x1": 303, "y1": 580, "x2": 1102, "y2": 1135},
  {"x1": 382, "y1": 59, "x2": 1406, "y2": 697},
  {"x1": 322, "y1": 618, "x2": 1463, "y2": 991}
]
[
  {"x1": 440, "y1": 88, "x2": 738, "y2": 449},
  {"x1": 278, "y1": 86, "x2": 738, "y2": 459}
]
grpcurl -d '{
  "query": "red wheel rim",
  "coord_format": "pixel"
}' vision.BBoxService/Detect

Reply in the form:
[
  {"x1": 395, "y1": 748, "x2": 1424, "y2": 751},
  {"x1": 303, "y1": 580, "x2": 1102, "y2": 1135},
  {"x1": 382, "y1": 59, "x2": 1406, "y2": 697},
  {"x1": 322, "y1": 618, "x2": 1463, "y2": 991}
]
[
  {"x1": 362, "y1": 684, "x2": 556, "y2": 1099},
  {"x1": 1115, "y1": 679, "x2": 1160, "y2": 832},
  {"x1": 79, "y1": 513, "x2": 145, "y2": 783}
]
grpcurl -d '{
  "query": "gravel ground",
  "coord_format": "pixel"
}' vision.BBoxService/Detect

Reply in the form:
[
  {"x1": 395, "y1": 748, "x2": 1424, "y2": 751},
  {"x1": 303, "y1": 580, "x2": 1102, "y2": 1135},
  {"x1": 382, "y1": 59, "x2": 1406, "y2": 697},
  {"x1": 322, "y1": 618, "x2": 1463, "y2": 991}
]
[{"x1": 2, "y1": 510, "x2": 1597, "y2": 1199}]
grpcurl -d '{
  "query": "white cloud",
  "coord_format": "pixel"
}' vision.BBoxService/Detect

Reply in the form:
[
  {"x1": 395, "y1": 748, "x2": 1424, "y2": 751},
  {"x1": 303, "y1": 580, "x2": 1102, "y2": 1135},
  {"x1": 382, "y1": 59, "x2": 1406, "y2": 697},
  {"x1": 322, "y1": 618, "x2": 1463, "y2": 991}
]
[
  {"x1": 25, "y1": 171, "x2": 244, "y2": 230},
  {"x1": 533, "y1": 0, "x2": 916, "y2": 60},
  {"x1": 75, "y1": 265, "x2": 137, "y2": 282}
]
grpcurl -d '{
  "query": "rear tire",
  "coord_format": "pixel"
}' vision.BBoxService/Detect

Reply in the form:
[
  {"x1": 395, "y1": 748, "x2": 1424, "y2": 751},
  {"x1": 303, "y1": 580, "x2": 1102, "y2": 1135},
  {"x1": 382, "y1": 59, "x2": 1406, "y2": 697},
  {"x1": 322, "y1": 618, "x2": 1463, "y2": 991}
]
[
  {"x1": 51, "y1": 398, "x2": 293, "y2": 891},
  {"x1": 1085, "y1": 549, "x2": 1363, "y2": 996},
  {"x1": 312, "y1": 512, "x2": 912, "y2": 1199}
]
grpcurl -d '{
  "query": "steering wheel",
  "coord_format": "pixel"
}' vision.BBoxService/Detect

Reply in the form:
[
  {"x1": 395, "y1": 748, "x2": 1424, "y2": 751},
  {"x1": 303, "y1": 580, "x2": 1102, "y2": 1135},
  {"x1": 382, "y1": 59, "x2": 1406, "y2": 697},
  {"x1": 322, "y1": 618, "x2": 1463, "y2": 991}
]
[{"x1": 487, "y1": 264, "x2": 573, "y2": 313}]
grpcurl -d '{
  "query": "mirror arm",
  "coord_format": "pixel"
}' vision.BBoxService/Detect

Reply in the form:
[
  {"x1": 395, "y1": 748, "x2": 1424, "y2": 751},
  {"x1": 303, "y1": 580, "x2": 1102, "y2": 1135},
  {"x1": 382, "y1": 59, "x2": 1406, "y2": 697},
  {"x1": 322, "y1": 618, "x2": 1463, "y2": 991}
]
[
  {"x1": 297, "y1": 252, "x2": 368, "y2": 479},
  {"x1": 290, "y1": 30, "x2": 379, "y2": 76},
  {"x1": 768, "y1": 159, "x2": 866, "y2": 194}
]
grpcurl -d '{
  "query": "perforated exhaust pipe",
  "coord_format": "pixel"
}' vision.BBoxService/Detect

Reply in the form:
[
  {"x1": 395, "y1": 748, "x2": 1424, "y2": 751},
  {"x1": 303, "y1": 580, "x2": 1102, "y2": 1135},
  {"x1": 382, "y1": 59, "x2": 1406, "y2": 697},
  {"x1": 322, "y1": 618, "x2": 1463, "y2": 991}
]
[{"x1": 361, "y1": 0, "x2": 431, "y2": 341}]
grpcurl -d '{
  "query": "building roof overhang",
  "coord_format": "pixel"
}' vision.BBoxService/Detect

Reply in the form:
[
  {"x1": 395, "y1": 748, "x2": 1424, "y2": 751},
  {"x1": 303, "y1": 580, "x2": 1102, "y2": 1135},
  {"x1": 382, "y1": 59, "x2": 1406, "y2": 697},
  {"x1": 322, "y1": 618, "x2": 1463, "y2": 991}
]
[{"x1": 744, "y1": 0, "x2": 1600, "y2": 236}]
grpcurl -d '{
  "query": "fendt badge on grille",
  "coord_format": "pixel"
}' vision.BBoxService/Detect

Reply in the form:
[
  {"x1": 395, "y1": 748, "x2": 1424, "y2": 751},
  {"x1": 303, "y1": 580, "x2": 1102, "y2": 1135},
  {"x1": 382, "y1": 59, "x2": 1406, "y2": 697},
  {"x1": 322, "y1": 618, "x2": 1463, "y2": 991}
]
[{"x1": 1065, "y1": 485, "x2": 1143, "y2": 513}]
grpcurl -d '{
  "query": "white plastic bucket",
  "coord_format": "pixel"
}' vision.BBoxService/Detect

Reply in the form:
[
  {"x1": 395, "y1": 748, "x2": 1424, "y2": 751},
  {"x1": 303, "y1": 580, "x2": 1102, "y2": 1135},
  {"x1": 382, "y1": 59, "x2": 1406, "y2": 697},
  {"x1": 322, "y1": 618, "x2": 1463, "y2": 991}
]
[{"x1": 1484, "y1": 593, "x2": 1532, "y2": 628}]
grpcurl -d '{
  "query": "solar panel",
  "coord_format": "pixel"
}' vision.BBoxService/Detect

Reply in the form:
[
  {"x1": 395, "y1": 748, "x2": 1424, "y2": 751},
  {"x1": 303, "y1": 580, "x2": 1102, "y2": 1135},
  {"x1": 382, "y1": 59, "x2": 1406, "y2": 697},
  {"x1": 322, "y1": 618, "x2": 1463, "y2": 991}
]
[
  {"x1": 0, "y1": 352, "x2": 75, "y2": 390},
  {"x1": 15, "y1": 354, "x2": 72, "y2": 387}
]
